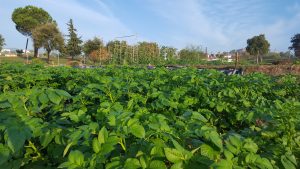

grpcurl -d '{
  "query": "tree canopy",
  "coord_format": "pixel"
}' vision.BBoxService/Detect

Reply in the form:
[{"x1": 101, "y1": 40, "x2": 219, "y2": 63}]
[
  {"x1": 246, "y1": 34, "x2": 270, "y2": 64},
  {"x1": 66, "y1": 19, "x2": 82, "y2": 59},
  {"x1": 178, "y1": 45, "x2": 206, "y2": 63},
  {"x1": 12, "y1": 5, "x2": 54, "y2": 57},
  {"x1": 89, "y1": 47, "x2": 110, "y2": 64},
  {"x1": 289, "y1": 34, "x2": 300, "y2": 58},
  {"x1": 32, "y1": 23, "x2": 64, "y2": 63},
  {"x1": 137, "y1": 42, "x2": 160, "y2": 64},
  {"x1": 0, "y1": 34, "x2": 5, "y2": 51},
  {"x1": 83, "y1": 37, "x2": 104, "y2": 56},
  {"x1": 160, "y1": 46, "x2": 177, "y2": 61}
]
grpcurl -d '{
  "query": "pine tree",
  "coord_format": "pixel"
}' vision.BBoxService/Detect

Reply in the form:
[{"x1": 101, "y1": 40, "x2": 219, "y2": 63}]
[{"x1": 66, "y1": 19, "x2": 82, "y2": 60}]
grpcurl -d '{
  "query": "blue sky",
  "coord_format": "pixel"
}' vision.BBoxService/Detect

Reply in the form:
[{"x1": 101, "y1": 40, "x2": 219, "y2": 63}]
[{"x1": 0, "y1": 0, "x2": 299, "y2": 53}]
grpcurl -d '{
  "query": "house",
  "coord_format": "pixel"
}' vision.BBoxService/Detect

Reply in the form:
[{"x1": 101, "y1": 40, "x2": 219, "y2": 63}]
[
  {"x1": 207, "y1": 54, "x2": 218, "y2": 61},
  {"x1": 223, "y1": 54, "x2": 233, "y2": 62},
  {"x1": 1, "y1": 48, "x2": 17, "y2": 57}
]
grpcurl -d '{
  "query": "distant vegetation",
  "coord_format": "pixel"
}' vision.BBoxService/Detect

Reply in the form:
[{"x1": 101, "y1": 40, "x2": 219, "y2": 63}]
[
  {"x1": 0, "y1": 34, "x2": 5, "y2": 52},
  {"x1": 0, "y1": 5, "x2": 297, "y2": 66}
]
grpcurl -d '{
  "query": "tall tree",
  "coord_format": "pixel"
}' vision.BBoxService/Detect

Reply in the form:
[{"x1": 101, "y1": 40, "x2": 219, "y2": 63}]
[
  {"x1": 178, "y1": 45, "x2": 205, "y2": 64},
  {"x1": 160, "y1": 46, "x2": 177, "y2": 61},
  {"x1": 246, "y1": 34, "x2": 270, "y2": 64},
  {"x1": 32, "y1": 23, "x2": 64, "y2": 63},
  {"x1": 12, "y1": 5, "x2": 53, "y2": 57},
  {"x1": 106, "y1": 40, "x2": 131, "y2": 64},
  {"x1": 137, "y1": 42, "x2": 160, "y2": 64},
  {"x1": 0, "y1": 34, "x2": 5, "y2": 51},
  {"x1": 83, "y1": 37, "x2": 104, "y2": 56},
  {"x1": 289, "y1": 34, "x2": 300, "y2": 58},
  {"x1": 66, "y1": 19, "x2": 82, "y2": 60},
  {"x1": 89, "y1": 47, "x2": 110, "y2": 64}
]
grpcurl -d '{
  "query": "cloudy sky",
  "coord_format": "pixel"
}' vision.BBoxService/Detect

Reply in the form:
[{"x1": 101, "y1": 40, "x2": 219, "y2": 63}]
[{"x1": 0, "y1": 0, "x2": 299, "y2": 53}]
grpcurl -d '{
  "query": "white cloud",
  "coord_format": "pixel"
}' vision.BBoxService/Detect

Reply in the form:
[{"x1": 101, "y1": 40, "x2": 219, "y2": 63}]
[
  {"x1": 145, "y1": 0, "x2": 300, "y2": 52},
  {"x1": 0, "y1": 0, "x2": 134, "y2": 49},
  {"x1": 1, "y1": 0, "x2": 299, "y2": 52}
]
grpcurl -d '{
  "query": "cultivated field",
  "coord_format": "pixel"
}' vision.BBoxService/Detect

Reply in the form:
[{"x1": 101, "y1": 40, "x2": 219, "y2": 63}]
[{"x1": 0, "y1": 64, "x2": 299, "y2": 169}]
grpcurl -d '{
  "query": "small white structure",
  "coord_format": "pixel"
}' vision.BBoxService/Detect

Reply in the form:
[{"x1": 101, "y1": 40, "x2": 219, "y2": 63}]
[
  {"x1": 207, "y1": 54, "x2": 218, "y2": 61},
  {"x1": 1, "y1": 48, "x2": 17, "y2": 57},
  {"x1": 224, "y1": 54, "x2": 233, "y2": 62}
]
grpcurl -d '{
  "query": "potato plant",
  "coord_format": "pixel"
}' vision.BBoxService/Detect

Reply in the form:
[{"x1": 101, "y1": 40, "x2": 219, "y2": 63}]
[{"x1": 0, "y1": 64, "x2": 299, "y2": 169}]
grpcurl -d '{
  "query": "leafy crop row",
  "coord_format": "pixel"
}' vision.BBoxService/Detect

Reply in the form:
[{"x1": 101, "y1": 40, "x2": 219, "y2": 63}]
[{"x1": 0, "y1": 64, "x2": 299, "y2": 169}]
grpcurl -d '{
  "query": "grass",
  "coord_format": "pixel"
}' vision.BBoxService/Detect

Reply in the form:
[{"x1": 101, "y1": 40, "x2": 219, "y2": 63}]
[{"x1": 0, "y1": 55, "x2": 79, "y2": 66}]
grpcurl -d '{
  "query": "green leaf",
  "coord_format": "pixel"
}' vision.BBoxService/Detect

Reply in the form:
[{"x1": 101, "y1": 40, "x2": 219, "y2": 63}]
[
  {"x1": 255, "y1": 157, "x2": 273, "y2": 169},
  {"x1": 284, "y1": 153, "x2": 297, "y2": 166},
  {"x1": 63, "y1": 142, "x2": 73, "y2": 157},
  {"x1": 98, "y1": 127, "x2": 108, "y2": 144},
  {"x1": 243, "y1": 100, "x2": 251, "y2": 107},
  {"x1": 92, "y1": 138, "x2": 101, "y2": 153},
  {"x1": 139, "y1": 156, "x2": 147, "y2": 168},
  {"x1": 106, "y1": 160, "x2": 121, "y2": 169},
  {"x1": 192, "y1": 112, "x2": 208, "y2": 123},
  {"x1": 6, "y1": 127, "x2": 26, "y2": 153},
  {"x1": 47, "y1": 90, "x2": 62, "y2": 105},
  {"x1": 245, "y1": 153, "x2": 258, "y2": 164},
  {"x1": 38, "y1": 92, "x2": 49, "y2": 104},
  {"x1": 164, "y1": 148, "x2": 183, "y2": 163},
  {"x1": 124, "y1": 158, "x2": 141, "y2": 169},
  {"x1": 281, "y1": 154, "x2": 296, "y2": 169},
  {"x1": 171, "y1": 139, "x2": 186, "y2": 154},
  {"x1": 170, "y1": 162, "x2": 184, "y2": 169},
  {"x1": 68, "y1": 150, "x2": 84, "y2": 166},
  {"x1": 130, "y1": 124, "x2": 145, "y2": 139},
  {"x1": 149, "y1": 160, "x2": 167, "y2": 169},
  {"x1": 243, "y1": 139, "x2": 258, "y2": 153},
  {"x1": 55, "y1": 90, "x2": 72, "y2": 98},
  {"x1": 0, "y1": 144, "x2": 10, "y2": 165},
  {"x1": 228, "y1": 134, "x2": 242, "y2": 148},
  {"x1": 200, "y1": 144, "x2": 219, "y2": 160},
  {"x1": 211, "y1": 159, "x2": 233, "y2": 169},
  {"x1": 209, "y1": 131, "x2": 223, "y2": 150},
  {"x1": 40, "y1": 130, "x2": 55, "y2": 148},
  {"x1": 216, "y1": 104, "x2": 224, "y2": 112},
  {"x1": 108, "y1": 115, "x2": 116, "y2": 126},
  {"x1": 101, "y1": 142, "x2": 116, "y2": 154},
  {"x1": 224, "y1": 150, "x2": 234, "y2": 160}
]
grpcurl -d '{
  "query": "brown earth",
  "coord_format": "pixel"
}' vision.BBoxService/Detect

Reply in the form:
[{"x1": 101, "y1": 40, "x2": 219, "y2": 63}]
[
  {"x1": 243, "y1": 65, "x2": 300, "y2": 75},
  {"x1": 190, "y1": 64, "x2": 300, "y2": 76}
]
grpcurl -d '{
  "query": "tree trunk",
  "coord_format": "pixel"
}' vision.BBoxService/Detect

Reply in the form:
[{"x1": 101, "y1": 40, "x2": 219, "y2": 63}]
[
  {"x1": 34, "y1": 47, "x2": 39, "y2": 58},
  {"x1": 259, "y1": 55, "x2": 263, "y2": 63},
  {"x1": 256, "y1": 55, "x2": 259, "y2": 64},
  {"x1": 47, "y1": 50, "x2": 51, "y2": 63}
]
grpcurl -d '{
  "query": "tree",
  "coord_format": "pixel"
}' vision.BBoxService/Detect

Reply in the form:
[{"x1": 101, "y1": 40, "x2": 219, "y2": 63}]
[
  {"x1": 137, "y1": 42, "x2": 160, "y2": 64},
  {"x1": 66, "y1": 19, "x2": 82, "y2": 60},
  {"x1": 83, "y1": 37, "x2": 104, "y2": 56},
  {"x1": 160, "y1": 46, "x2": 177, "y2": 61},
  {"x1": 32, "y1": 23, "x2": 64, "y2": 63},
  {"x1": 289, "y1": 34, "x2": 300, "y2": 58},
  {"x1": 0, "y1": 34, "x2": 5, "y2": 51},
  {"x1": 246, "y1": 34, "x2": 270, "y2": 64},
  {"x1": 106, "y1": 40, "x2": 132, "y2": 64},
  {"x1": 12, "y1": 5, "x2": 53, "y2": 57},
  {"x1": 279, "y1": 51, "x2": 292, "y2": 59},
  {"x1": 178, "y1": 45, "x2": 206, "y2": 64},
  {"x1": 89, "y1": 47, "x2": 110, "y2": 64},
  {"x1": 16, "y1": 49, "x2": 24, "y2": 56}
]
